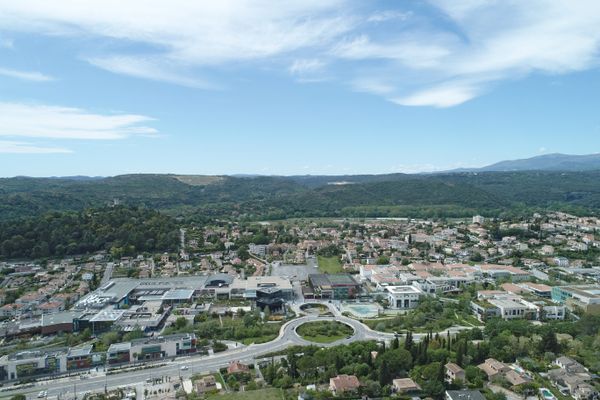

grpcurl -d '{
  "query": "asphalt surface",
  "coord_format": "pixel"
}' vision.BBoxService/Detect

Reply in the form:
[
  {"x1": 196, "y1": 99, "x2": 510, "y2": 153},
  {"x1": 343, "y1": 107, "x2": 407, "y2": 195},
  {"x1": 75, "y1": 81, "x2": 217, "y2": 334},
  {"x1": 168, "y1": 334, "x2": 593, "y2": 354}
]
[{"x1": 6, "y1": 302, "x2": 470, "y2": 399}]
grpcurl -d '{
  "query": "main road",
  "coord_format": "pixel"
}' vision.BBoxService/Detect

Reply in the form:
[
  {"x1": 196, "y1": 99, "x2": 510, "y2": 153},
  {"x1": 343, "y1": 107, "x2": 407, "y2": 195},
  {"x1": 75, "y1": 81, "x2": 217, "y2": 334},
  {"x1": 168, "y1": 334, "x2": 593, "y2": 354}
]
[{"x1": 8, "y1": 303, "x2": 470, "y2": 399}]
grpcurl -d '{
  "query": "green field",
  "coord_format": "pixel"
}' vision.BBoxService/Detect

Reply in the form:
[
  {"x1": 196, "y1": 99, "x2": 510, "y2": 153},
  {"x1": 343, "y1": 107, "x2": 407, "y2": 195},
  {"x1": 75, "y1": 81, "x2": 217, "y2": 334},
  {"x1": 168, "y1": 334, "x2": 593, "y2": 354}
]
[
  {"x1": 207, "y1": 388, "x2": 284, "y2": 400},
  {"x1": 241, "y1": 333, "x2": 279, "y2": 345},
  {"x1": 317, "y1": 256, "x2": 343, "y2": 273},
  {"x1": 297, "y1": 321, "x2": 354, "y2": 343}
]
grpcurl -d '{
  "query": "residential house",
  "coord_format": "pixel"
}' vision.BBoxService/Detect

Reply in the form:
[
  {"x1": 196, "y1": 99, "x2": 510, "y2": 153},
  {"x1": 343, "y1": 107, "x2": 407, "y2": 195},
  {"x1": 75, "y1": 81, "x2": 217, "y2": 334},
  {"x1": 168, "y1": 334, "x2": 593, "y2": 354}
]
[
  {"x1": 393, "y1": 378, "x2": 422, "y2": 393},
  {"x1": 478, "y1": 358, "x2": 509, "y2": 380},
  {"x1": 445, "y1": 362, "x2": 466, "y2": 383},
  {"x1": 329, "y1": 374, "x2": 360, "y2": 396},
  {"x1": 227, "y1": 361, "x2": 249, "y2": 374}
]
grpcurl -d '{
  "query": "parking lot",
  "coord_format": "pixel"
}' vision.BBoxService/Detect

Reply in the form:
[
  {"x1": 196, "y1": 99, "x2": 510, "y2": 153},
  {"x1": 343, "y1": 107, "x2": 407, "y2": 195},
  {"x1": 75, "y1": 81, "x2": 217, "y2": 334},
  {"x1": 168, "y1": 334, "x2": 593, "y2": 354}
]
[{"x1": 270, "y1": 262, "x2": 317, "y2": 282}]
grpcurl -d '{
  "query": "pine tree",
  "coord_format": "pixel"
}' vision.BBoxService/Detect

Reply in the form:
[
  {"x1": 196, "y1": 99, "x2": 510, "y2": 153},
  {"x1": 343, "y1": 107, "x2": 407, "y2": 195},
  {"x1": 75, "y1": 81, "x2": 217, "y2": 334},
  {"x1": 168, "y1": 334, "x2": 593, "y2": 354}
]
[
  {"x1": 456, "y1": 340, "x2": 465, "y2": 367},
  {"x1": 379, "y1": 359, "x2": 390, "y2": 386},
  {"x1": 437, "y1": 358, "x2": 446, "y2": 383},
  {"x1": 404, "y1": 331, "x2": 413, "y2": 351}
]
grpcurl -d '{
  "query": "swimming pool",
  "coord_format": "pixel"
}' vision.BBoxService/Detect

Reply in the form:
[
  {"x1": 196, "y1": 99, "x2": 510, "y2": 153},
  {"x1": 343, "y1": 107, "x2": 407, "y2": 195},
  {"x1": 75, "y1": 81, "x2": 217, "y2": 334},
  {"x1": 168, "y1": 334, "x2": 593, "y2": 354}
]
[
  {"x1": 540, "y1": 388, "x2": 556, "y2": 400},
  {"x1": 344, "y1": 303, "x2": 381, "y2": 318}
]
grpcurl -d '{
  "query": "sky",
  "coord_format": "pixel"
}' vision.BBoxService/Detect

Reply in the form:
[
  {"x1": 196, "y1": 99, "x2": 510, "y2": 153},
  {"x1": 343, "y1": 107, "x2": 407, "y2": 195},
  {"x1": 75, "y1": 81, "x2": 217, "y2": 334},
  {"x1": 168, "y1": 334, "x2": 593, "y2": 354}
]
[{"x1": 1, "y1": 0, "x2": 600, "y2": 177}]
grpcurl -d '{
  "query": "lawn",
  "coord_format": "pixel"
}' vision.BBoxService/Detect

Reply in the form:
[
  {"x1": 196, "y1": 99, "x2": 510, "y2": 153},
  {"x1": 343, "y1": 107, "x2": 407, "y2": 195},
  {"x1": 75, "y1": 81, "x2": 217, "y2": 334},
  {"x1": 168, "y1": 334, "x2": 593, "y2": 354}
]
[
  {"x1": 457, "y1": 314, "x2": 485, "y2": 327},
  {"x1": 317, "y1": 256, "x2": 343, "y2": 273},
  {"x1": 193, "y1": 314, "x2": 282, "y2": 344},
  {"x1": 241, "y1": 333, "x2": 279, "y2": 345},
  {"x1": 297, "y1": 321, "x2": 354, "y2": 343},
  {"x1": 207, "y1": 388, "x2": 284, "y2": 400}
]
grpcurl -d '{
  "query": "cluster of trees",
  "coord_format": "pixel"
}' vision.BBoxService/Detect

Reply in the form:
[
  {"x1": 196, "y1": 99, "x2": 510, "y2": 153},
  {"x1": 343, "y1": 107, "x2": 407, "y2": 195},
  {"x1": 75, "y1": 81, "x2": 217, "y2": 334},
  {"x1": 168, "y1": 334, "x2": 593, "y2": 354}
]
[
  {"x1": 316, "y1": 244, "x2": 342, "y2": 257},
  {"x1": 0, "y1": 206, "x2": 179, "y2": 259},
  {"x1": 482, "y1": 315, "x2": 600, "y2": 373},
  {"x1": 367, "y1": 297, "x2": 472, "y2": 333},
  {"x1": 192, "y1": 308, "x2": 281, "y2": 343},
  {"x1": 296, "y1": 321, "x2": 353, "y2": 341}
]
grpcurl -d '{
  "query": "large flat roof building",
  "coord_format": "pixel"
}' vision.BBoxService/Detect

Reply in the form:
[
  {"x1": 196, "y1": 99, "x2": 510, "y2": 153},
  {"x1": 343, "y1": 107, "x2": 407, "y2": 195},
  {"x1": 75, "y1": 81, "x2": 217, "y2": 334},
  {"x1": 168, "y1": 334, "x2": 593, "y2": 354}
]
[
  {"x1": 308, "y1": 274, "x2": 360, "y2": 299},
  {"x1": 552, "y1": 285, "x2": 600, "y2": 314}
]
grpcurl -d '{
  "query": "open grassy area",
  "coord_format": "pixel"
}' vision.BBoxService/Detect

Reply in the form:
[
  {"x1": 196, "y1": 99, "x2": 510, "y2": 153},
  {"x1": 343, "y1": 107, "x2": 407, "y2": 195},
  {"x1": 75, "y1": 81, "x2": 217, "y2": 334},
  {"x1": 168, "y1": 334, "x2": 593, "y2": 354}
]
[
  {"x1": 174, "y1": 175, "x2": 224, "y2": 186},
  {"x1": 241, "y1": 333, "x2": 279, "y2": 345},
  {"x1": 457, "y1": 314, "x2": 485, "y2": 327},
  {"x1": 297, "y1": 321, "x2": 354, "y2": 343},
  {"x1": 207, "y1": 388, "x2": 284, "y2": 400},
  {"x1": 317, "y1": 256, "x2": 343, "y2": 273}
]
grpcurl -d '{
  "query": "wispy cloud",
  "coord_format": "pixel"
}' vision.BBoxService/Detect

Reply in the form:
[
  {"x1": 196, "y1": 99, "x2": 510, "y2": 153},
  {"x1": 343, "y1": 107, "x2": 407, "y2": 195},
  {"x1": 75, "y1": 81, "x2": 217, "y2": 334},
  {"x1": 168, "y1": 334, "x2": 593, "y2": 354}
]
[
  {"x1": 0, "y1": 102, "x2": 157, "y2": 140},
  {"x1": 0, "y1": 67, "x2": 53, "y2": 82},
  {"x1": 367, "y1": 10, "x2": 411, "y2": 23},
  {"x1": 0, "y1": 0, "x2": 353, "y2": 86},
  {"x1": 1, "y1": 1, "x2": 600, "y2": 106},
  {"x1": 332, "y1": 34, "x2": 451, "y2": 68},
  {"x1": 0, "y1": 140, "x2": 71, "y2": 154},
  {"x1": 86, "y1": 56, "x2": 216, "y2": 89},
  {"x1": 391, "y1": 81, "x2": 480, "y2": 108},
  {"x1": 289, "y1": 59, "x2": 326, "y2": 76}
]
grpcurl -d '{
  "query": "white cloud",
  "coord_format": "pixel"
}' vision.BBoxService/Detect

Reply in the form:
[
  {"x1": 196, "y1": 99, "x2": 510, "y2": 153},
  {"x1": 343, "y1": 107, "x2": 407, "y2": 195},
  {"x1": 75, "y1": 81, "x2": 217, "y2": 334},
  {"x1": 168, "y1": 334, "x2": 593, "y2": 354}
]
[
  {"x1": 332, "y1": 35, "x2": 451, "y2": 68},
  {"x1": 0, "y1": 66, "x2": 53, "y2": 82},
  {"x1": 350, "y1": 78, "x2": 395, "y2": 95},
  {"x1": 86, "y1": 56, "x2": 215, "y2": 89},
  {"x1": 289, "y1": 59, "x2": 326, "y2": 76},
  {"x1": 342, "y1": 1, "x2": 600, "y2": 106},
  {"x1": 1, "y1": 1, "x2": 600, "y2": 106},
  {"x1": 0, "y1": 140, "x2": 71, "y2": 154},
  {"x1": 0, "y1": 102, "x2": 157, "y2": 140},
  {"x1": 378, "y1": 1, "x2": 600, "y2": 106},
  {"x1": 0, "y1": 0, "x2": 353, "y2": 85},
  {"x1": 391, "y1": 81, "x2": 480, "y2": 108},
  {"x1": 367, "y1": 10, "x2": 411, "y2": 23}
]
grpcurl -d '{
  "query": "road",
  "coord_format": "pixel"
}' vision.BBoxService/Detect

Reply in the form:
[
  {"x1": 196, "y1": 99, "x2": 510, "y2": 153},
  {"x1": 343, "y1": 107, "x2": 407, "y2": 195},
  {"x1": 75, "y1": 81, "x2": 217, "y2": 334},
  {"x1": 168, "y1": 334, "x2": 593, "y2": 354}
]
[
  {"x1": 9, "y1": 302, "x2": 470, "y2": 399},
  {"x1": 100, "y1": 263, "x2": 113, "y2": 285}
]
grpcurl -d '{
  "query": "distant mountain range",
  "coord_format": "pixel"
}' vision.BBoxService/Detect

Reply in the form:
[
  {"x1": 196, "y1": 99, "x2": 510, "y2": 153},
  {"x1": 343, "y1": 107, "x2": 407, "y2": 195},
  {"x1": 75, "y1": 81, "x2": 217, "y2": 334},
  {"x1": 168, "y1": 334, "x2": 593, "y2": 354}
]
[{"x1": 453, "y1": 153, "x2": 600, "y2": 172}]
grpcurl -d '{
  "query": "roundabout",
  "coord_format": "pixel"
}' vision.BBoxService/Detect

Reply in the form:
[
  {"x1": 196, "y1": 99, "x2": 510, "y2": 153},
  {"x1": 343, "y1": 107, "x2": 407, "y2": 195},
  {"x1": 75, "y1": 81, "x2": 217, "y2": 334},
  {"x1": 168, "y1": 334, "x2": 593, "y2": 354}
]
[{"x1": 7, "y1": 300, "x2": 474, "y2": 400}]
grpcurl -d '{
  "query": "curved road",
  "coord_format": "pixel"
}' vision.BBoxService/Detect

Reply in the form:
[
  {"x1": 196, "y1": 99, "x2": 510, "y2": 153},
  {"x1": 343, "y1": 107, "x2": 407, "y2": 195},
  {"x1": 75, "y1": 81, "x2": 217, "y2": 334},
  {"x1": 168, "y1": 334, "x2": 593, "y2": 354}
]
[{"x1": 10, "y1": 303, "x2": 470, "y2": 399}]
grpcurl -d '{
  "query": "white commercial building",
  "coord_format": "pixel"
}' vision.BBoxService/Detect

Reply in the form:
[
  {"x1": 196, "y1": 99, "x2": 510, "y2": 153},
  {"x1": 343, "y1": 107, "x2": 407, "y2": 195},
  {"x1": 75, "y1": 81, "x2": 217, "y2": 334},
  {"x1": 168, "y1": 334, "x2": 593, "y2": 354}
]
[{"x1": 385, "y1": 285, "x2": 424, "y2": 309}]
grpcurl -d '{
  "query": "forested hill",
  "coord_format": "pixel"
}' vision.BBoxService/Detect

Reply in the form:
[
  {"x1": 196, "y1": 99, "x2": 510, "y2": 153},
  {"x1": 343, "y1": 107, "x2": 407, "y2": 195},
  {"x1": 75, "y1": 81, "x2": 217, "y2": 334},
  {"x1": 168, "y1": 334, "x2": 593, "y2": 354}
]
[
  {"x1": 1, "y1": 171, "x2": 600, "y2": 221},
  {"x1": 0, "y1": 207, "x2": 180, "y2": 259}
]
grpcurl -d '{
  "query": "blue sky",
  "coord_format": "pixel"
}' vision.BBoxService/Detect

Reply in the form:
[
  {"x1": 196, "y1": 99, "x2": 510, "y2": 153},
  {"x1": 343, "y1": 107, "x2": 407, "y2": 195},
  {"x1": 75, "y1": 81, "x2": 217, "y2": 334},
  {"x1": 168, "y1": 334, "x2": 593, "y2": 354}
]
[{"x1": 1, "y1": 0, "x2": 600, "y2": 177}]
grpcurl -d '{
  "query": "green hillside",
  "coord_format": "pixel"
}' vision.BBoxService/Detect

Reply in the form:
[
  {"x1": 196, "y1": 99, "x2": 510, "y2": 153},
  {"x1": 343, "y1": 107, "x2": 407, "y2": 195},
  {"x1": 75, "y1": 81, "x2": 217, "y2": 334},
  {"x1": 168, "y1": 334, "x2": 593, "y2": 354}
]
[{"x1": 1, "y1": 171, "x2": 599, "y2": 222}]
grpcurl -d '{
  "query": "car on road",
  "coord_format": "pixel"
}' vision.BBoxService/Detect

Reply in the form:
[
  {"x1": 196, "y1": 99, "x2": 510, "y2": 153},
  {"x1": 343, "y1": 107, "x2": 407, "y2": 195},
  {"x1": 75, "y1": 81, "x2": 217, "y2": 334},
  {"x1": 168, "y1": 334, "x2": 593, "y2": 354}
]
[
  {"x1": 180, "y1": 365, "x2": 189, "y2": 370},
  {"x1": 37, "y1": 390, "x2": 47, "y2": 398}
]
